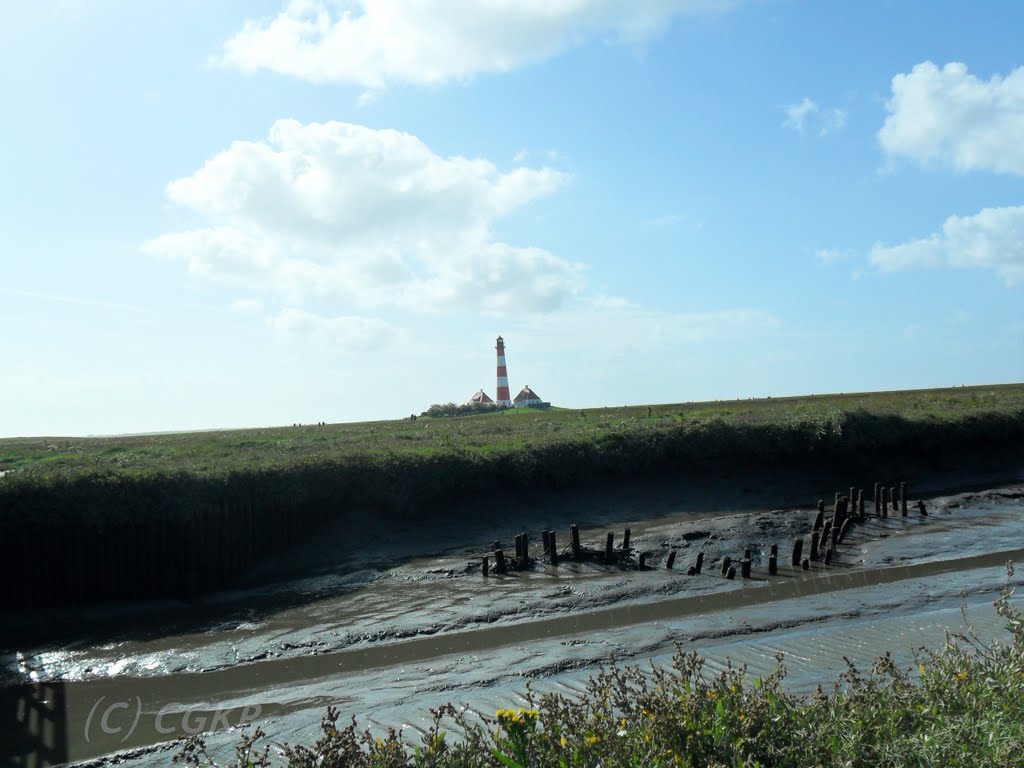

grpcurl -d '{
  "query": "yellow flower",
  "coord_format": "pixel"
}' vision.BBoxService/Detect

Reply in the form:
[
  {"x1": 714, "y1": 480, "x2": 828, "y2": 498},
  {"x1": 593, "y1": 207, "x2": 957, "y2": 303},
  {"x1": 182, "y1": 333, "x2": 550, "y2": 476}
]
[
  {"x1": 586, "y1": 735, "x2": 601, "y2": 744},
  {"x1": 560, "y1": 735, "x2": 567, "y2": 748}
]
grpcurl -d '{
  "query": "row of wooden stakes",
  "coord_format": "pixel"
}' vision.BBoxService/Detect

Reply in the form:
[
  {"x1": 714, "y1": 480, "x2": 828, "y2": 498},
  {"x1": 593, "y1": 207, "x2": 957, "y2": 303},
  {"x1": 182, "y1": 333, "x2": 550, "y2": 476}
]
[{"x1": 480, "y1": 480, "x2": 927, "y2": 578}]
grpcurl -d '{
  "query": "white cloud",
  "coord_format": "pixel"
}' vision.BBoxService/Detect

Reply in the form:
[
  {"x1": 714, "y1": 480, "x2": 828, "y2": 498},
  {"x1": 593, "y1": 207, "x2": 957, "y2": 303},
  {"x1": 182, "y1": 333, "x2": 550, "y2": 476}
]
[
  {"x1": 783, "y1": 98, "x2": 818, "y2": 132},
  {"x1": 267, "y1": 308, "x2": 396, "y2": 348},
  {"x1": 783, "y1": 98, "x2": 846, "y2": 135},
  {"x1": 869, "y1": 204, "x2": 1024, "y2": 285},
  {"x1": 526, "y1": 297, "x2": 780, "y2": 347},
  {"x1": 217, "y1": 0, "x2": 735, "y2": 90},
  {"x1": 229, "y1": 298, "x2": 264, "y2": 313},
  {"x1": 814, "y1": 248, "x2": 848, "y2": 265},
  {"x1": 142, "y1": 119, "x2": 580, "y2": 314},
  {"x1": 879, "y1": 61, "x2": 1024, "y2": 175}
]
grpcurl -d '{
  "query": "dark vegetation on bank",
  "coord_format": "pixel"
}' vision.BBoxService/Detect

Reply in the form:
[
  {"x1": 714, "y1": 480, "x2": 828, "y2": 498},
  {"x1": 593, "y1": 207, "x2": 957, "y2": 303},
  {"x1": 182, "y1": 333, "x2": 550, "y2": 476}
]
[
  {"x1": 1, "y1": 384, "x2": 1023, "y2": 609},
  {"x1": 178, "y1": 575, "x2": 1024, "y2": 767}
]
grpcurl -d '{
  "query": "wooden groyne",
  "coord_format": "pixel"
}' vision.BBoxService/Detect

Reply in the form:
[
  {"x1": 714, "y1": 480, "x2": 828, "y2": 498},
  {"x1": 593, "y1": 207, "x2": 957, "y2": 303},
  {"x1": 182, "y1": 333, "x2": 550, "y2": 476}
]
[{"x1": 478, "y1": 479, "x2": 931, "y2": 587}]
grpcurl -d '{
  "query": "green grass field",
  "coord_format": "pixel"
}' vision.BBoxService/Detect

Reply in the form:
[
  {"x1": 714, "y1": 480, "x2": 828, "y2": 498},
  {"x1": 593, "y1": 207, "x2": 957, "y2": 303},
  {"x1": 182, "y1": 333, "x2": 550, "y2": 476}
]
[{"x1": 3, "y1": 384, "x2": 1023, "y2": 484}]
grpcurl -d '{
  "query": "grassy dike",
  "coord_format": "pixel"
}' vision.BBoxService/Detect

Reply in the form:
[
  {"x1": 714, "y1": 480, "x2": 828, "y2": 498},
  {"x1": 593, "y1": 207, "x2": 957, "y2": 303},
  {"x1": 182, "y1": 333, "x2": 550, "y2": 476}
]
[
  {"x1": 179, "y1": 575, "x2": 1024, "y2": 767},
  {"x1": 1, "y1": 384, "x2": 1023, "y2": 609}
]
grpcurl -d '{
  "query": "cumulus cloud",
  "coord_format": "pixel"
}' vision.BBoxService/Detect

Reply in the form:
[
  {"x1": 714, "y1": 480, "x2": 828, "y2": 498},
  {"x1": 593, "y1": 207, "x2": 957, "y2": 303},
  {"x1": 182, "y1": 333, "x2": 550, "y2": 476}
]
[
  {"x1": 783, "y1": 98, "x2": 846, "y2": 135},
  {"x1": 217, "y1": 0, "x2": 735, "y2": 90},
  {"x1": 142, "y1": 119, "x2": 580, "y2": 314},
  {"x1": 879, "y1": 61, "x2": 1024, "y2": 175},
  {"x1": 869, "y1": 205, "x2": 1024, "y2": 285}
]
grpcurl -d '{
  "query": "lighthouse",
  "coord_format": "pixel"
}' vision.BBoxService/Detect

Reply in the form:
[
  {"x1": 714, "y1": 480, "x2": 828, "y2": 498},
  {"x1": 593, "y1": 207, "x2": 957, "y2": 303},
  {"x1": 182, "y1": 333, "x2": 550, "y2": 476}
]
[{"x1": 495, "y1": 336, "x2": 512, "y2": 406}]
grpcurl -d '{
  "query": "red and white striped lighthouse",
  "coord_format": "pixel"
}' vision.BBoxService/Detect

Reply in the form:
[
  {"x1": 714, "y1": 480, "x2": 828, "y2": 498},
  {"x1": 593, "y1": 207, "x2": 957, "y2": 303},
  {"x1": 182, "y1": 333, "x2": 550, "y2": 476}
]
[{"x1": 495, "y1": 336, "x2": 512, "y2": 406}]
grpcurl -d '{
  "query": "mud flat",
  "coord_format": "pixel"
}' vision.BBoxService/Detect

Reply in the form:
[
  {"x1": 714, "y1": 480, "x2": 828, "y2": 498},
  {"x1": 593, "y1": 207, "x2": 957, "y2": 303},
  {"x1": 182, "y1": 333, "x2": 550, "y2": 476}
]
[{"x1": 2, "y1": 471, "x2": 1022, "y2": 766}]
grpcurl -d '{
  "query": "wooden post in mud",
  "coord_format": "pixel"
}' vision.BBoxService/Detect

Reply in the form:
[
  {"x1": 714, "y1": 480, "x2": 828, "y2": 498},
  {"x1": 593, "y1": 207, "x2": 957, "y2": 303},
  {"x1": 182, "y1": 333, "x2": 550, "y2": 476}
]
[
  {"x1": 813, "y1": 508, "x2": 825, "y2": 532},
  {"x1": 858, "y1": 489, "x2": 866, "y2": 521},
  {"x1": 741, "y1": 550, "x2": 752, "y2": 578},
  {"x1": 874, "y1": 482, "x2": 881, "y2": 516},
  {"x1": 890, "y1": 487, "x2": 898, "y2": 515},
  {"x1": 622, "y1": 528, "x2": 631, "y2": 551},
  {"x1": 810, "y1": 530, "x2": 821, "y2": 561},
  {"x1": 639, "y1": 552, "x2": 647, "y2": 569},
  {"x1": 721, "y1": 556, "x2": 732, "y2": 576},
  {"x1": 917, "y1": 500, "x2": 928, "y2": 517},
  {"x1": 687, "y1": 566, "x2": 697, "y2": 575},
  {"x1": 520, "y1": 532, "x2": 530, "y2": 569},
  {"x1": 802, "y1": 557, "x2": 810, "y2": 570},
  {"x1": 830, "y1": 523, "x2": 840, "y2": 548},
  {"x1": 824, "y1": 546, "x2": 833, "y2": 565},
  {"x1": 839, "y1": 518, "x2": 852, "y2": 544},
  {"x1": 570, "y1": 525, "x2": 582, "y2": 560},
  {"x1": 726, "y1": 565, "x2": 736, "y2": 579},
  {"x1": 792, "y1": 538, "x2": 803, "y2": 566},
  {"x1": 900, "y1": 482, "x2": 908, "y2": 516},
  {"x1": 666, "y1": 550, "x2": 677, "y2": 570},
  {"x1": 494, "y1": 549, "x2": 507, "y2": 574},
  {"x1": 768, "y1": 544, "x2": 778, "y2": 575},
  {"x1": 549, "y1": 531, "x2": 558, "y2": 565},
  {"x1": 482, "y1": 556, "x2": 489, "y2": 576},
  {"x1": 695, "y1": 551, "x2": 705, "y2": 574},
  {"x1": 881, "y1": 487, "x2": 889, "y2": 518},
  {"x1": 542, "y1": 530, "x2": 550, "y2": 553},
  {"x1": 515, "y1": 534, "x2": 523, "y2": 559},
  {"x1": 604, "y1": 532, "x2": 615, "y2": 564}
]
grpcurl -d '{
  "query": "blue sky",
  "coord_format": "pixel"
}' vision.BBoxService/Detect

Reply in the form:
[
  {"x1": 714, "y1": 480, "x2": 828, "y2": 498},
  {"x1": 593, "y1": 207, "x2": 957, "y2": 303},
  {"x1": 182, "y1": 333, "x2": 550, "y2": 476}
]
[{"x1": 2, "y1": 0, "x2": 1022, "y2": 436}]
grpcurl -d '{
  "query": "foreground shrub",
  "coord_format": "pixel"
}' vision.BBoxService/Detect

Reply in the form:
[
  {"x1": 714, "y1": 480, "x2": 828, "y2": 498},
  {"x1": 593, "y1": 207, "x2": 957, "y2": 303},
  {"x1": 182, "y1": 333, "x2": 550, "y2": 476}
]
[{"x1": 175, "y1": 568, "x2": 1024, "y2": 767}]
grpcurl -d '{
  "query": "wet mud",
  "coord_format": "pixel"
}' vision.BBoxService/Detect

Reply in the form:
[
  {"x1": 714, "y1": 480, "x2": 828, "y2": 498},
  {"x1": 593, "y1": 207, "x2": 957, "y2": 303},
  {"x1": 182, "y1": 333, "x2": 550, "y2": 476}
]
[{"x1": 2, "y1": 468, "x2": 1022, "y2": 766}]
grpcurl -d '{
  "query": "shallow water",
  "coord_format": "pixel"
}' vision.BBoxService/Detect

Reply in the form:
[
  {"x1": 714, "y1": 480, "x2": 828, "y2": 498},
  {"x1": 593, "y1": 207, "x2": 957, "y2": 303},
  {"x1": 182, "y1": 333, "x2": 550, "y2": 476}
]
[{"x1": 2, "y1": 483, "x2": 1022, "y2": 765}]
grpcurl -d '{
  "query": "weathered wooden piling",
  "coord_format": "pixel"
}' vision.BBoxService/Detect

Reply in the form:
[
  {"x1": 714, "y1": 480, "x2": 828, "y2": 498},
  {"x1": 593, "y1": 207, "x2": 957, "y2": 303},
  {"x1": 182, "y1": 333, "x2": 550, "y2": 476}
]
[
  {"x1": 622, "y1": 528, "x2": 631, "y2": 551},
  {"x1": 900, "y1": 482, "x2": 908, "y2": 516},
  {"x1": 881, "y1": 486, "x2": 889, "y2": 518},
  {"x1": 726, "y1": 565, "x2": 736, "y2": 580},
  {"x1": 549, "y1": 531, "x2": 558, "y2": 565},
  {"x1": 818, "y1": 499, "x2": 826, "y2": 514},
  {"x1": 666, "y1": 550, "x2": 677, "y2": 570},
  {"x1": 857, "y1": 489, "x2": 865, "y2": 521},
  {"x1": 494, "y1": 549, "x2": 507, "y2": 574},
  {"x1": 741, "y1": 557, "x2": 752, "y2": 578},
  {"x1": 890, "y1": 486, "x2": 898, "y2": 515},
  {"x1": 810, "y1": 530, "x2": 821, "y2": 561},
  {"x1": 520, "y1": 532, "x2": 530, "y2": 568},
  {"x1": 604, "y1": 532, "x2": 615, "y2": 564},
  {"x1": 515, "y1": 534, "x2": 523, "y2": 559},
  {"x1": 695, "y1": 551, "x2": 704, "y2": 574},
  {"x1": 768, "y1": 551, "x2": 778, "y2": 575},
  {"x1": 570, "y1": 525, "x2": 582, "y2": 560},
  {"x1": 482, "y1": 556, "x2": 489, "y2": 576},
  {"x1": 792, "y1": 538, "x2": 803, "y2": 566},
  {"x1": 839, "y1": 518, "x2": 852, "y2": 544},
  {"x1": 917, "y1": 499, "x2": 928, "y2": 517},
  {"x1": 874, "y1": 482, "x2": 881, "y2": 516},
  {"x1": 830, "y1": 524, "x2": 840, "y2": 547},
  {"x1": 542, "y1": 530, "x2": 550, "y2": 553},
  {"x1": 639, "y1": 552, "x2": 647, "y2": 569},
  {"x1": 824, "y1": 547, "x2": 833, "y2": 565},
  {"x1": 687, "y1": 565, "x2": 697, "y2": 576},
  {"x1": 721, "y1": 555, "x2": 732, "y2": 576},
  {"x1": 802, "y1": 557, "x2": 810, "y2": 570},
  {"x1": 813, "y1": 509, "x2": 825, "y2": 532}
]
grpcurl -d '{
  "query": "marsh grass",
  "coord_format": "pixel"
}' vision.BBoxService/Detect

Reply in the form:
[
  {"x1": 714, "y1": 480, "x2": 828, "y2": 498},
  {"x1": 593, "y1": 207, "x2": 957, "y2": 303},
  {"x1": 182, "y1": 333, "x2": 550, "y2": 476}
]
[{"x1": 175, "y1": 567, "x2": 1024, "y2": 767}]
